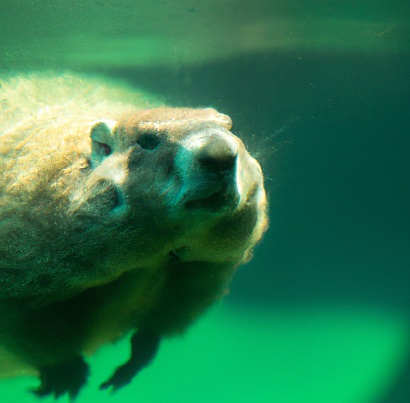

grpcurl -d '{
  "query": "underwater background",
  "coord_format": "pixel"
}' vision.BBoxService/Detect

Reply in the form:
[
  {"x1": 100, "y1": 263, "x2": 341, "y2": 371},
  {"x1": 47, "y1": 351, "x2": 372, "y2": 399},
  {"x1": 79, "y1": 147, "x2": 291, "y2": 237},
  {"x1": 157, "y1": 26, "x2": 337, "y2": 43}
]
[{"x1": 1, "y1": 1, "x2": 409, "y2": 402}]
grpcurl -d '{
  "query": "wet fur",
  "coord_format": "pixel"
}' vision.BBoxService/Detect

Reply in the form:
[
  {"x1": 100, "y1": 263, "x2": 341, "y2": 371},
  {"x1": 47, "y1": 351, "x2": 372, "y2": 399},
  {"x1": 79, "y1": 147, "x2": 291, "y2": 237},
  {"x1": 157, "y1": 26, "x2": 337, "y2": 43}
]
[{"x1": 0, "y1": 73, "x2": 267, "y2": 397}]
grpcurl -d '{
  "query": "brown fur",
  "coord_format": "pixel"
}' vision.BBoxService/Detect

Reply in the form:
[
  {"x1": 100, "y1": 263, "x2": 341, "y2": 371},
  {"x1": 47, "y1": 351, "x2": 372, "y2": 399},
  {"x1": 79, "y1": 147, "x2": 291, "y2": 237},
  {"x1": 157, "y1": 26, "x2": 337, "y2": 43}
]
[{"x1": 0, "y1": 73, "x2": 267, "y2": 390}]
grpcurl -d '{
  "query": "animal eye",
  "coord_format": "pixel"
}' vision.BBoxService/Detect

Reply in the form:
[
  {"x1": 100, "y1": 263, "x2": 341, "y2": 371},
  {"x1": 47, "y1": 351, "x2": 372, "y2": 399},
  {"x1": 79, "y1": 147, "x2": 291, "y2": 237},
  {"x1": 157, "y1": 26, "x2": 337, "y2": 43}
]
[{"x1": 137, "y1": 133, "x2": 161, "y2": 150}]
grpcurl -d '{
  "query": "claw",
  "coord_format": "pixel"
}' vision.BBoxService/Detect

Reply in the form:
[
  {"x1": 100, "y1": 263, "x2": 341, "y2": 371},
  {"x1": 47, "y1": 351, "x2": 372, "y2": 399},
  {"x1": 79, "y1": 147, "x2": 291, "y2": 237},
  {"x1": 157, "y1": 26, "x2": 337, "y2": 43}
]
[
  {"x1": 100, "y1": 330, "x2": 160, "y2": 391},
  {"x1": 32, "y1": 356, "x2": 89, "y2": 400}
]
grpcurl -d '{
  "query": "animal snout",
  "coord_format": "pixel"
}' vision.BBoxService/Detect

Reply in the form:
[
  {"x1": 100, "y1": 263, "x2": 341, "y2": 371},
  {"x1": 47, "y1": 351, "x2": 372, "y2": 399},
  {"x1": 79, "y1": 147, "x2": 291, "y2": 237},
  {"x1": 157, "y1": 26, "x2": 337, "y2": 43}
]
[
  {"x1": 194, "y1": 132, "x2": 238, "y2": 173},
  {"x1": 182, "y1": 130, "x2": 240, "y2": 212}
]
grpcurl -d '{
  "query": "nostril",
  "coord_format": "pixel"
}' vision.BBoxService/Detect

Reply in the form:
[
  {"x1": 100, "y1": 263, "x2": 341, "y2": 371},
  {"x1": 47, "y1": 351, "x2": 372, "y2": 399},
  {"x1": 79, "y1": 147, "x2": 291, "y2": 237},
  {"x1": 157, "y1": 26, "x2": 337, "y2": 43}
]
[
  {"x1": 198, "y1": 152, "x2": 237, "y2": 171},
  {"x1": 195, "y1": 133, "x2": 237, "y2": 171}
]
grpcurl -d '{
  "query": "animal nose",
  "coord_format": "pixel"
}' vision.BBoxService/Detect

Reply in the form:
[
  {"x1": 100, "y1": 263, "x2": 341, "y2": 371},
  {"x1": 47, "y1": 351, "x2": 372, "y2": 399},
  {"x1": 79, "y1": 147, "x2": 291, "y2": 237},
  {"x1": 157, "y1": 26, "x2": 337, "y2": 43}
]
[
  {"x1": 182, "y1": 130, "x2": 240, "y2": 212},
  {"x1": 193, "y1": 132, "x2": 237, "y2": 172}
]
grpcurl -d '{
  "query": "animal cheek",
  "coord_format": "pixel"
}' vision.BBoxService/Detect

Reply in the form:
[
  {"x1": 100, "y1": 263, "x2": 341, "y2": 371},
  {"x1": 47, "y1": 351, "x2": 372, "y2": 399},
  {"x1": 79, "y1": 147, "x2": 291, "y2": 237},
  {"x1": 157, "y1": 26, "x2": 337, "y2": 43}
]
[{"x1": 127, "y1": 148, "x2": 142, "y2": 170}]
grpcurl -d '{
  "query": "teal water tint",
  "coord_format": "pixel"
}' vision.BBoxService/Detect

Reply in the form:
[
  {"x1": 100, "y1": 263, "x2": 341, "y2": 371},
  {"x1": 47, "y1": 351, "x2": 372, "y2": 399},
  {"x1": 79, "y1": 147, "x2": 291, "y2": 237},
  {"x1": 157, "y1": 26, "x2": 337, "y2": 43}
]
[
  {"x1": 0, "y1": 303, "x2": 408, "y2": 402},
  {"x1": 1, "y1": 1, "x2": 410, "y2": 402},
  {"x1": 1, "y1": 1, "x2": 408, "y2": 69}
]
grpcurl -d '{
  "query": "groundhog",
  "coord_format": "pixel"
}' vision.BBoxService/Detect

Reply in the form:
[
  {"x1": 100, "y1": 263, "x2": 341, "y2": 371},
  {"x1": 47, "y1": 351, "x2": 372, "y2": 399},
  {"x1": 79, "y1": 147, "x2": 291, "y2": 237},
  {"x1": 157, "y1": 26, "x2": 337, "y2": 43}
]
[{"x1": 0, "y1": 73, "x2": 267, "y2": 398}]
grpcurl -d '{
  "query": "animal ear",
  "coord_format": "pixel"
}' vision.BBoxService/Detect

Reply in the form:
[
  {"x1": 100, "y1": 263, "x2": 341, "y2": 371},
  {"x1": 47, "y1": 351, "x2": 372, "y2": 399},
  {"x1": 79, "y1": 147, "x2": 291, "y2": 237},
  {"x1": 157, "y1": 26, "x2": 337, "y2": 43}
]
[{"x1": 90, "y1": 120, "x2": 117, "y2": 167}]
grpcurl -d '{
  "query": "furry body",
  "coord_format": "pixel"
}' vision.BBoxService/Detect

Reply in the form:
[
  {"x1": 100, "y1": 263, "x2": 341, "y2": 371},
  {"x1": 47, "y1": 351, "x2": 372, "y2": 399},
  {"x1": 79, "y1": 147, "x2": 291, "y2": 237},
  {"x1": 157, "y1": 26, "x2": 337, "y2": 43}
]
[{"x1": 0, "y1": 73, "x2": 267, "y2": 397}]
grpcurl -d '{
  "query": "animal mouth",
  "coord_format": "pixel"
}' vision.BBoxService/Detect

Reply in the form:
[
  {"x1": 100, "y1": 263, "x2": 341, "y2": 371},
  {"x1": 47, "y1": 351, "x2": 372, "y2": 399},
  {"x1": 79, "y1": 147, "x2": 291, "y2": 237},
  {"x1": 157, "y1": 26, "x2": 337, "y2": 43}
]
[
  {"x1": 185, "y1": 188, "x2": 229, "y2": 211},
  {"x1": 184, "y1": 180, "x2": 239, "y2": 212}
]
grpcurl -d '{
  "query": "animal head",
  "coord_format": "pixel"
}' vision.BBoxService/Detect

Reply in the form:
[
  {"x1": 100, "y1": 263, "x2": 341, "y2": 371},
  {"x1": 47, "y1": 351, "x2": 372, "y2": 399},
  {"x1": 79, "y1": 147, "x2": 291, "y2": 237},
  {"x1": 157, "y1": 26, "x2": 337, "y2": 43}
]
[{"x1": 80, "y1": 107, "x2": 267, "y2": 267}]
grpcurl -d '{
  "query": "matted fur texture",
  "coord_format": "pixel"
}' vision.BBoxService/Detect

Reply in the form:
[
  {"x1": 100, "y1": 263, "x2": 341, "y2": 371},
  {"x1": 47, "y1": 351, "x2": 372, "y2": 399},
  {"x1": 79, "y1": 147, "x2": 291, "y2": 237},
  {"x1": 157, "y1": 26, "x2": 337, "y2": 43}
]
[{"x1": 0, "y1": 73, "x2": 267, "y2": 397}]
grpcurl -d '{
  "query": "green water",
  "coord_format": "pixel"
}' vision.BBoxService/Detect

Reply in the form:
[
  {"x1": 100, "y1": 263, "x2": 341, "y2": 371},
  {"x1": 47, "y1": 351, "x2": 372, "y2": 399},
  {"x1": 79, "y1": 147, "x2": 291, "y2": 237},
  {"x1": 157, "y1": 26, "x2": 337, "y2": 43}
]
[{"x1": 1, "y1": 1, "x2": 409, "y2": 402}]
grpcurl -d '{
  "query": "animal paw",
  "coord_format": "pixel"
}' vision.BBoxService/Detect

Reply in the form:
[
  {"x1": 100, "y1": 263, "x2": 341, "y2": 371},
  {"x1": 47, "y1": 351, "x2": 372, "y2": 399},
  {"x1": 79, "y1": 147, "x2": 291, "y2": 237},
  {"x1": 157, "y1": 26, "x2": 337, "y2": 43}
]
[
  {"x1": 32, "y1": 356, "x2": 89, "y2": 399},
  {"x1": 100, "y1": 330, "x2": 160, "y2": 391}
]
